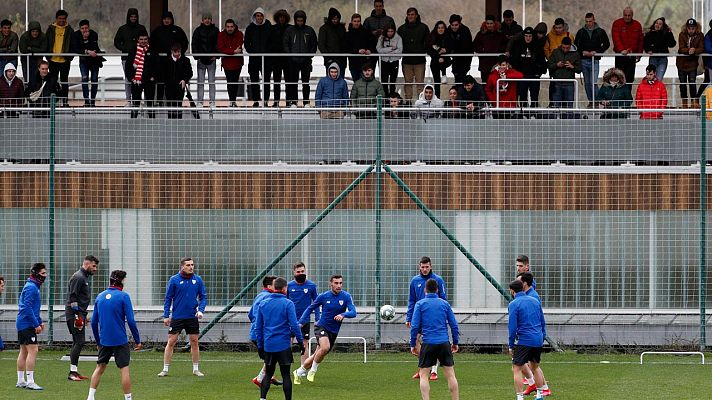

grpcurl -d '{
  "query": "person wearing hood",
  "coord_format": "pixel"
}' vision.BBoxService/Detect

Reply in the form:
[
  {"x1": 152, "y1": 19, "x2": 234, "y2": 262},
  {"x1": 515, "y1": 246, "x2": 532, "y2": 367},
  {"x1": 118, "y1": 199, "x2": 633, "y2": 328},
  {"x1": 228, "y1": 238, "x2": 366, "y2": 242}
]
[
  {"x1": 71, "y1": 20, "x2": 104, "y2": 107},
  {"x1": 376, "y1": 22, "x2": 403, "y2": 96},
  {"x1": 283, "y1": 10, "x2": 317, "y2": 107},
  {"x1": 644, "y1": 17, "x2": 676, "y2": 81},
  {"x1": 151, "y1": 11, "x2": 189, "y2": 105},
  {"x1": 501, "y1": 10, "x2": 523, "y2": 41},
  {"x1": 414, "y1": 84, "x2": 444, "y2": 119},
  {"x1": 345, "y1": 13, "x2": 375, "y2": 82},
  {"x1": 397, "y1": 7, "x2": 429, "y2": 101},
  {"x1": 677, "y1": 18, "x2": 704, "y2": 108},
  {"x1": 16, "y1": 263, "x2": 47, "y2": 391},
  {"x1": 426, "y1": 21, "x2": 453, "y2": 97},
  {"x1": 473, "y1": 15, "x2": 508, "y2": 84},
  {"x1": 509, "y1": 27, "x2": 546, "y2": 110},
  {"x1": 316, "y1": 62, "x2": 349, "y2": 118},
  {"x1": 270, "y1": 10, "x2": 291, "y2": 106},
  {"x1": 125, "y1": 30, "x2": 159, "y2": 118},
  {"x1": 485, "y1": 55, "x2": 524, "y2": 118},
  {"x1": 318, "y1": 8, "x2": 347, "y2": 77},
  {"x1": 114, "y1": 8, "x2": 146, "y2": 102},
  {"x1": 574, "y1": 13, "x2": 611, "y2": 107},
  {"x1": 363, "y1": 0, "x2": 395, "y2": 46},
  {"x1": 19, "y1": 21, "x2": 47, "y2": 87},
  {"x1": 0, "y1": 63, "x2": 24, "y2": 117},
  {"x1": 46, "y1": 9, "x2": 73, "y2": 106},
  {"x1": 446, "y1": 14, "x2": 473, "y2": 85},
  {"x1": 191, "y1": 12, "x2": 219, "y2": 107},
  {"x1": 26, "y1": 60, "x2": 59, "y2": 117},
  {"x1": 597, "y1": 67, "x2": 632, "y2": 119},
  {"x1": 350, "y1": 62, "x2": 385, "y2": 118},
  {"x1": 218, "y1": 19, "x2": 244, "y2": 107},
  {"x1": 0, "y1": 19, "x2": 19, "y2": 68},
  {"x1": 636, "y1": 64, "x2": 667, "y2": 119},
  {"x1": 245, "y1": 7, "x2": 273, "y2": 107}
]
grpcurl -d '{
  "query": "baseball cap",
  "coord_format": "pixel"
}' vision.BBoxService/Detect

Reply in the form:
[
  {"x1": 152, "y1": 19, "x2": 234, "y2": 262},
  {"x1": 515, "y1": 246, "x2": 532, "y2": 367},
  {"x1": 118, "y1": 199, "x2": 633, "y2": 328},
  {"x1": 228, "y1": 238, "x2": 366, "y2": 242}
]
[{"x1": 687, "y1": 18, "x2": 697, "y2": 26}]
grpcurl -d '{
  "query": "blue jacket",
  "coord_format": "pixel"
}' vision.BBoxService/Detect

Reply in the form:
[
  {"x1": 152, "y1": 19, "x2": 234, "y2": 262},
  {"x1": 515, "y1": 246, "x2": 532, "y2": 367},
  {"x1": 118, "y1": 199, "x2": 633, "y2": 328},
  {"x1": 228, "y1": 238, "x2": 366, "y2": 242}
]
[
  {"x1": 315, "y1": 62, "x2": 349, "y2": 107},
  {"x1": 256, "y1": 292, "x2": 304, "y2": 352},
  {"x1": 248, "y1": 289, "x2": 271, "y2": 341},
  {"x1": 410, "y1": 293, "x2": 459, "y2": 347},
  {"x1": 705, "y1": 32, "x2": 712, "y2": 69},
  {"x1": 163, "y1": 273, "x2": 207, "y2": 319},
  {"x1": 287, "y1": 279, "x2": 319, "y2": 322},
  {"x1": 299, "y1": 289, "x2": 357, "y2": 334},
  {"x1": 17, "y1": 278, "x2": 43, "y2": 330},
  {"x1": 91, "y1": 287, "x2": 141, "y2": 347},
  {"x1": 406, "y1": 272, "x2": 447, "y2": 322},
  {"x1": 508, "y1": 291, "x2": 546, "y2": 348},
  {"x1": 526, "y1": 287, "x2": 541, "y2": 304}
]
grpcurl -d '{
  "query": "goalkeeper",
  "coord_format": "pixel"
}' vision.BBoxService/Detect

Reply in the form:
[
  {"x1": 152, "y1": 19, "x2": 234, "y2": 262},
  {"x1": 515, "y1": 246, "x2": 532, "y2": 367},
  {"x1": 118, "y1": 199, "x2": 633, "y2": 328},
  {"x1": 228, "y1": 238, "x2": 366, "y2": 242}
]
[{"x1": 65, "y1": 255, "x2": 99, "y2": 381}]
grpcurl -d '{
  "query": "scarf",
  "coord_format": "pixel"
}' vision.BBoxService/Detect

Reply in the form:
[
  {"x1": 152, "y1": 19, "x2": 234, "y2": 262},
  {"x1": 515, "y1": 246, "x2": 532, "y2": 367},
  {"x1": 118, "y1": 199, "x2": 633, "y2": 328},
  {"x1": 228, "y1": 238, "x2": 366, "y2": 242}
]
[{"x1": 132, "y1": 44, "x2": 148, "y2": 82}]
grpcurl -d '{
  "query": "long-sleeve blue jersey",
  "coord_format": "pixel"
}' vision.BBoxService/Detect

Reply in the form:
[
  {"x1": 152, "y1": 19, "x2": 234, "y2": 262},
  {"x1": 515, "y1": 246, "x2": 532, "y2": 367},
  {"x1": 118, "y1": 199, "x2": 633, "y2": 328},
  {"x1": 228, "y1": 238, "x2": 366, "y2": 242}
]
[
  {"x1": 508, "y1": 291, "x2": 546, "y2": 348},
  {"x1": 256, "y1": 292, "x2": 304, "y2": 352},
  {"x1": 406, "y1": 272, "x2": 447, "y2": 322},
  {"x1": 410, "y1": 293, "x2": 459, "y2": 347},
  {"x1": 248, "y1": 289, "x2": 271, "y2": 341},
  {"x1": 526, "y1": 287, "x2": 541, "y2": 304},
  {"x1": 299, "y1": 290, "x2": 357, "y2": 334},
  {"x1": 287, "y1": 279, "x2": 319, "y2": 322},
  {"x1": 163, "y1": 273, "x2": 207, "y2": 319},
  {"x1": 91, "y1": 287, "x2": 141, "y2": 347},
  {"x1": 16, "y1": 278, "x2": 43, "y2": 330}
]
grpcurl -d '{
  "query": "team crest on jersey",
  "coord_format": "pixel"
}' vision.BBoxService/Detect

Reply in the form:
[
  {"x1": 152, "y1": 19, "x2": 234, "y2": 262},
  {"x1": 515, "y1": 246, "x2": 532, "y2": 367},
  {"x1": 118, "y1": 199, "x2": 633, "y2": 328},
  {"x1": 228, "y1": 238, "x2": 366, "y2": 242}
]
[
  {"x1": 106, "y1": 294, "x2": 112, "y2": 299},
  {"x1": 339, "y1": 300, "x2": 344, "y2": 305},
  {"x1": 192, "y1": 280, "x2": 196, "y2": 284},
  {"x1": 180, "y1": 281, "x2": 184, "y2": 285},
  {"x1": 31, "y1": 337, "x2": 36, "y2": 342},
  {"x1": 304, "y1": 288, "x2": 308, "y2": 293},
  {"x1": 417, "y1": 284, "x2": 422, "y2": 288},
  {"x1": 326, "y1": 301, "x2": 330, "y2": 304}
]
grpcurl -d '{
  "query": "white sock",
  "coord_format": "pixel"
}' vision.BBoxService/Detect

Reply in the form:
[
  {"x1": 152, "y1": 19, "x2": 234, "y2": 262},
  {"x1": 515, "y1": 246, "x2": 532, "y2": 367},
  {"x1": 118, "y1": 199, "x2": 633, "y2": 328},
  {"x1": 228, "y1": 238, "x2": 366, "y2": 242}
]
[
  {"x1": 193, "y1": 363, "x2": 200, "y2": 372},
  {"x1": 163, "y1": 364, "x2": 170, "y2": 372},
  {"x1": 257, "y1": 367, "x2": 266, "y2": 381},
  {"x1": 310, "y1": 361, "x2": 319, "y2": 372},
  {"x1": 297, "y1": 366, "x2": 307, "y2": 375},
  {"x1": 431, "y1": 364, "x2": 438, "y2": 374},
  {"x1": 526, "y1": 377, "x2": 535, "y2": 385},
  {"x1": 87, "y1": 388, "x2": 96, "y2": 400},
  {"x1": 70, "y1": 364, "x2": 78, "y2": 372},
  {"x1": 541, "y1": 384, "x2": 549, "y2": 390},
  {"x1": 124, "y1": 393, "x2": 132, "y2": 400},
  {"x1": 516, "y1": 394, "x2": 524, "y2": 400},
  {"x1": 26, "y1": 371, "x2": 35, "y2": 384},
  {"x1": 17, "y1": 370, "x2": 25, "y2": 383}
]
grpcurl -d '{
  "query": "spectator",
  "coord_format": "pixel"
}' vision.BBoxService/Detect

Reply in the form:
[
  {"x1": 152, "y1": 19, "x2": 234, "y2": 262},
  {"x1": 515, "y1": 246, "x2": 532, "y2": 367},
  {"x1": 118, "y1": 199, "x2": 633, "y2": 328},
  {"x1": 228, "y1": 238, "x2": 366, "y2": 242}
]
[
  {"x1": 192, "y1": 12, "x2": 219, "y2": 108},
  {"x1": 318, "y1": 8, "x2": 347, "y2": 77},
  {"x1": 426, "y1": 21, "x2": 452, "y2": 97},
  {"x1": 245, "y1": 8, "x2": 273, "y2": 107},
  {"x1": 547, "y1": 36, "x2": 581, "y2": 108},
  {"x1": 543, "y1": 17, "x2": 574, "y2": 60},
  {"x1": 217, "y1": 19, "x2": 245, "y2": 107},
  {"x1": 414, "y1": 84, "x2": 443, "y2": 119},
  {"x1": 635, "y1": 64, "x2": 667, "y2": 119},
  {"x1": 162, "y1": 43, "x2": 192, "y2": 119},
  {"x1": 114, "y1": 8, "x2": 146, "y2": 103},
  {"x1": 270, "y1": 10, "x2": 291, "y2": 107},
  {"x1": 443, "y1": 86, "x2": 464, "y2": 118},
  {"x1": 0, "y1": 19, "x2": 19, "y2": 68},
  {"x1": 485, "y1": 55, "x2": 523, "y2": 118},
  {"x1": 363, "y1": 0, "x2": 395, "y2": 47},
  {"x1": 509, "y1": 27, "x2": 546, "y2": 110},
  {"x1": 597, "y1": 67, "x2": 632, "y2": 119},
  {"x1": 283, "y1": 10, "x2": 317, "y2": 107},
  {"x1": 473, "y1": 15, "x2": 508, "y2": 84},
  {"x1": 0, "y1": 63, "x2": 24, "y2": 117},
  {"x1": 151, "y1": 11, "x2": 189, "y2": 105},
  {"x1": 46, "y1": 9, "x2": 73, "y2": 106},
  {"x1": 644, "y1": 17, "x2": 676, "y2": 81},
  {"x1": 350, "y1": 63, "x2": 385, "y2": 118},
  {"x1": 398, "y1": 7, "x2": 429, "y2": 101},
  {"x1": 456, "y1": 75, "x2": 486, "y2": 118},
  {"x1": 125, "y1": 30, "x2": 158, "y2": 118},
  {"x1": 501, "y1": 10, "x2": 523, "y2": 41},
  {"x1": 26, "y1": 60, "x2": 59, "y2": 117},
  {"x1": 574, "y1": 13, "x2": 610, "y2": 107},
  {"x1": 676, "y1": 18, "x2": 703, "y2": 108},
  {"x1": 446, "y1": 15, "x2": 473, "y2": 85},
  {"x1": 19, "y1": 21, "x2": 47, "y2": 87},
  {"x1": 386, "y1": 91, "x2": 408, "y2": 118},
  {"x1": 345, "y1": 13, "x2": 374, "y2": 82},
  {"x1": 376, "y1": 22, "x2": 402, "y2": 96},
  {"x1": 70, "y1": 20, "x2": 104, "y2": 107},
  {"x1": 534, "y1": 22, "x2": 548, "y2": 47},
  {"x1": 315, "y1": 63, "x2": 349, "y2": 118},
  {"x1": 611, "y1": 7, "x2": 644, "y2": 90},
  {"x1": 704, "y1": 20, "x2": 712, "y2": 91}
]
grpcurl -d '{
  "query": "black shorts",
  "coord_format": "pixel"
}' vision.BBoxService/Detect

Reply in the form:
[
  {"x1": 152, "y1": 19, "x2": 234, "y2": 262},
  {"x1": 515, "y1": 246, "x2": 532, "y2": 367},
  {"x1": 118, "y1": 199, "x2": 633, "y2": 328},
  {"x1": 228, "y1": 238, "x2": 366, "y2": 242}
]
[
  {"x1": 18, "y1": 328, "x2": 38, "y2": 345},
  {"x1": 512, "y1": 345, "x2": 542, "y2": 366},
  {"x1": 98, "y1": 343, "x2": 131, "y2": 368},
  {"x1": 314, "y1": 326, "x2": 338, "y2": 350},
  {"x1": 264, "y1": 348, "x2": 294, "y2": 366},
  {"x1": 169, "y1": 317, "x2": 200, "y2": 335},
  {"x1": 300, "y1": 323, "x2": 311, "y2": 341},
  {"x1": 252, "y1": 340, "x2": 265, "y2": 360},
  {"x1": 418, "y1": 342, "x2": 454, "y2": 368}
]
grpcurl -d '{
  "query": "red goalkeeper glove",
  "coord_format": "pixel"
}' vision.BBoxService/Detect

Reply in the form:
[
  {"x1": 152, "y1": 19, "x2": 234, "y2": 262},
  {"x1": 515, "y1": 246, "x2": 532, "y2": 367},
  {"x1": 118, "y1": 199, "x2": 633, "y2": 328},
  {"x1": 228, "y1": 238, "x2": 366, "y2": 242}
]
[{"x1": 73, "y1": 314, "x2": 85, "y2": 330}]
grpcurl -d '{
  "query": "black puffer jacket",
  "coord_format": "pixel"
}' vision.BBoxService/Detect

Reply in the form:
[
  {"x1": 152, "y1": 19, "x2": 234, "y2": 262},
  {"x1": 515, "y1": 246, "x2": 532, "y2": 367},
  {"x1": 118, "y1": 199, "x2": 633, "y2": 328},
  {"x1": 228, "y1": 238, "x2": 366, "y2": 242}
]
[
  {"x1": 150, "y1": 12, "x2": 189, "y2": 54},
  {"x1": 318, "y1": 8, "x2": 347, "y2": 69},
  {"x1": 397, "y1": 15, "x2": 429, "y2": 65},
  {"x1": 191, "y1": 23, "x2": 219, "y2": 64},
  {"x1": 283, "y1": 11, "x2": 317, "y2": 64},
  {"x1": 245, "y1": 7, "x2": 273, "y2": 64}
]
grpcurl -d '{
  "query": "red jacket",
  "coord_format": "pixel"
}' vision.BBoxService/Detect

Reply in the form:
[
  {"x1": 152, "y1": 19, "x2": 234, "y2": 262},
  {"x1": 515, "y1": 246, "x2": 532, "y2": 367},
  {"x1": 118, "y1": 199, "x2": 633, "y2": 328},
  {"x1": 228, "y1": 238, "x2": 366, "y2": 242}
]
[
  {"x1": 635, "y1": 79, "x2": 667, "y2": 119},
  {"x1": 485, "y1": 67, "x2": 523, "y2": 108},
  {"x1": 217, "y1": 29, "x2": 245, "y2": 71},
  {"x1": 0, "y1": 76, "x2": 24, "y2": 107},
  {"x1": 612, "y1": 18, "x2": 644, "y2": 53}
]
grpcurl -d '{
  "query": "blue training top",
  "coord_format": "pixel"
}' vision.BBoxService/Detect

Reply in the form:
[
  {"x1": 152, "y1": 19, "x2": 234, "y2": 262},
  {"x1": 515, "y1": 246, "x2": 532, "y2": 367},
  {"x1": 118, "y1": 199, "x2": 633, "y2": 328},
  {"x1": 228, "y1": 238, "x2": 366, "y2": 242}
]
[
  {"x1": 406, "y1": 272, "x2": 447, "y2": 323},
  {"x1": 248, "y1": 289, "x2": 271, "y2": 341},
  {"x1": 163, "y1": 273, "x2": 207, "y2": 320},
  {"x1": 410, "y1": 293, "x2": 459, "y2": 347},
  {"x1": 16, "y1": 278, "x2": 43, "y2": 331},
  {"x1": 91, "y1": 287, "x2": 141, "y2": 347},
  {"x1": 287, "y1": 279, "x2": 320, "y2": 322},
  {"x1": 508, "y1": 291, "x2": 546, "y2": 348},
  {"x1": 256, "y1": 292, "x2": 304, "y2": 352},
  {"x1": 526, "y1": 287, "x2": 541, "y2": 304},
  {"x1": 299, "y1": 290, "x2": 357, "y2": 334}
]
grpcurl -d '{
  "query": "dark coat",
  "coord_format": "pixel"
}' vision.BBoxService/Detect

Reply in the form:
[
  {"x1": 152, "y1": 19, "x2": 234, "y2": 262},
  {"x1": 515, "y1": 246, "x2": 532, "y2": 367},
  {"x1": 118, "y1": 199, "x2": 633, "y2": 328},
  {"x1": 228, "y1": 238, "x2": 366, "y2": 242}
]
[
  {"x1": 318, "y1": 21, "x2": 347, "y2": 69},
  {"x1": 191, "y1": 23, "x2": 220, "y2": 64},
  {"x1": 509, "y1": 37, "x2": 546, "y2": 77},
  {"x1": 150, "y1": 22, "x2": 189, "y2": 55},
  {"x1": 446, "y1": 25, "x2": 473, "y2": 73},
  {"x1": 426, "y1": 31, "x2": 453, "y2": 68},
  {"x1": 345, "y1": 24, "x2": 375, "y2": 70},
  {"x1": 113, "y1": 8, "x2": 146, "y2": 59},
  {"x1": 124, "y1": 45, "x2": 159, "y2": 83},
  {"x1": 473, "y1": 28, "x2": 508, "y2": 73},
  {"x1": 70, "y1": 29, "x2": 104, "y2": 69},
  {"x1": 397, "y1": 16, "x2": 429, "y2": 65},
  {"x1": 161, "y1": 54, "x2": 192, "y2": 99},
  {"x1": 283, "y1": 16, "x2": 317, "y2": 64},
  {"x1": 46, "y1": 23, "x2": 74, "y2": 63},
  {"x1": 245, "y1": 20, "x2": 273, "y2": 65},
  {"x1": 573, "y1": 24, "x2": 611, "y2": 60},
  {"x1": 644, "y1": 29, "x2": 676, "y2": 54}
]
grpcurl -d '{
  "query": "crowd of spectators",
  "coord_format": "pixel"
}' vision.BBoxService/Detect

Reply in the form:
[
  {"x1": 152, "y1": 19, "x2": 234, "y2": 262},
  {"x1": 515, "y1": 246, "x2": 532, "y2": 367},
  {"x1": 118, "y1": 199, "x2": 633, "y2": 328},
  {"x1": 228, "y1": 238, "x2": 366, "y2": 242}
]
[{"x1": 0, "y1": 1, "x2": 709, "y2": 119}]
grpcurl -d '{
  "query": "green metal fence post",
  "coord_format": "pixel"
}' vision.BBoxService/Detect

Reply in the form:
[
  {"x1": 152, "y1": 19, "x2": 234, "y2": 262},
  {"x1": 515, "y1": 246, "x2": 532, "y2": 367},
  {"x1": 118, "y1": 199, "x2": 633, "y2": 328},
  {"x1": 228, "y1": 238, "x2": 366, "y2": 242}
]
[
  {"x1": 375, "y1": 95, "x2": 383, "y2": 349},
  {"x1": 701, "y1": 95, "x2": 707, "y2": 351},
  {"x1": 47, "y1": 94, "x2": 56, "y2": 344}
]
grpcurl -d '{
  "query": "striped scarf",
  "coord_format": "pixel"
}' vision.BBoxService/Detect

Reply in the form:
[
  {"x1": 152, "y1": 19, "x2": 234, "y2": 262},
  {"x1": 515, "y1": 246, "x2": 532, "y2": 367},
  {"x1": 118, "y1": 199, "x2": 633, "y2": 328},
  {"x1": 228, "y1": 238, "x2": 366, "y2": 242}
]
[{"x1": 132, "y1": 44, "x2": 148, "y2": 82}]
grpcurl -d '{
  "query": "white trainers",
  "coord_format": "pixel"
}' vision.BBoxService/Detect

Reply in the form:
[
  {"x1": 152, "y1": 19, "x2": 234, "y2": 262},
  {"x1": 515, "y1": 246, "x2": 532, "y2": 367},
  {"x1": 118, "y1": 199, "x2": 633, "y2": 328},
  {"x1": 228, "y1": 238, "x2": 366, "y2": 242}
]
[
  {"x1": 441, "y1": 75, "x2": 448, "y2": 84},
  {"x1": 16, "y1": 382, "x2": 27, "y2": 388},
  {"x1": 157, "y1": 370, "x2": 169, "y2": 377},
  {"x1": 26, "y1": 382, "x2": 43, "y2": 390},
  {"x1": 193, "y1": 370, "x2": 205, "y2": 377}
]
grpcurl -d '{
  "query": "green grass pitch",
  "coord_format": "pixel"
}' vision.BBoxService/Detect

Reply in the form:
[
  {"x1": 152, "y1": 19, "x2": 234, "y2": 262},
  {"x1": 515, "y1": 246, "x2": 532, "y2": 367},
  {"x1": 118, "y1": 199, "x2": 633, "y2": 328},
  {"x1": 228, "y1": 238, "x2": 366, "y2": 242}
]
[{"x1": 1, "y1": 350, "x2": 711, "y2": 399}]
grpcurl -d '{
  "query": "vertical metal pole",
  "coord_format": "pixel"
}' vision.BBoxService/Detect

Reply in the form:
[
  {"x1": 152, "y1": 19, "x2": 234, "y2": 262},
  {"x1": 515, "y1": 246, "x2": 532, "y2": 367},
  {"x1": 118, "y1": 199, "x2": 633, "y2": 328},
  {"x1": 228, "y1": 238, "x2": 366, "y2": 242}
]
[
  {"x1": 47, "y1": 94, "x2": 57, "y2": 344},
  {"x1": 375, "y1": 96, "x2": 383, "y2": 349},
  {"x1": 218, "y1": 0, "x2": 222, "y2": 28},
  {"x1": 522, "y1": 0, "x2": 526, "y2": 27},
  {"x1": 189, "y1": 0, "x2": 193, "y2": 51},
  {"x1": 701, "y1": 95, "x2": 707, "y2": 351}
]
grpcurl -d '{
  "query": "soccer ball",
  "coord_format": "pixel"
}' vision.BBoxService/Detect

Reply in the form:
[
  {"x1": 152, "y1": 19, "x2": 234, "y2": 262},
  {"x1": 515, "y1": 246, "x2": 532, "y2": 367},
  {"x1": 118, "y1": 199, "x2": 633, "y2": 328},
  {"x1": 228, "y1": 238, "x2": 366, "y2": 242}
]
[{"x1": 380, "y1": 304, "x2": 396, "y2": 321}]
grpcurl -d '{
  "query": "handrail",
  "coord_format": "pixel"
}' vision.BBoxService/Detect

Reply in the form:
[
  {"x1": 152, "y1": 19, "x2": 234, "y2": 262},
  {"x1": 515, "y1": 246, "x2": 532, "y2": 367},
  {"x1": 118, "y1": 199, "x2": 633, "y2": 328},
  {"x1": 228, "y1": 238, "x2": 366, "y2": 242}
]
[{"x1": 496, "y1": 78, "x2": 579, "y2": 108}]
